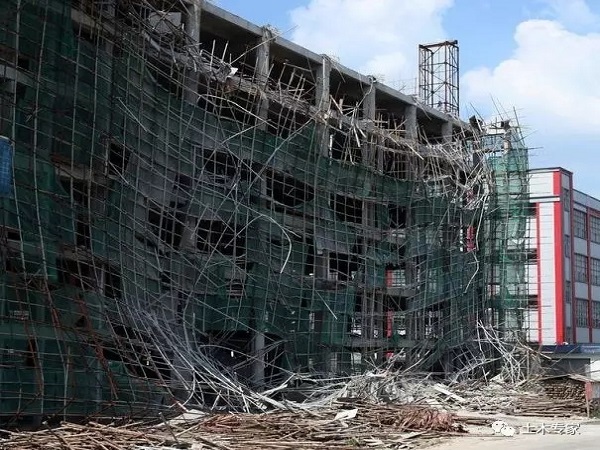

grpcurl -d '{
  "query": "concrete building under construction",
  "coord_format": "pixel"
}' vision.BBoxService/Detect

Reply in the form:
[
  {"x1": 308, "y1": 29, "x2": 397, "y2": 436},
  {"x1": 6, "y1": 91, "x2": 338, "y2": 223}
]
[{"x1": 0, "y1": 0, "x2": 532, "y2": 422}]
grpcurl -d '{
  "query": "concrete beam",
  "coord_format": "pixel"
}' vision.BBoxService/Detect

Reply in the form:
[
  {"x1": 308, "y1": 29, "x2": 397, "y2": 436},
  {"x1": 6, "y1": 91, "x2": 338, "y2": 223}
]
[{"x1": 202, "y1": 0, "x2": 262, "y2": 36}]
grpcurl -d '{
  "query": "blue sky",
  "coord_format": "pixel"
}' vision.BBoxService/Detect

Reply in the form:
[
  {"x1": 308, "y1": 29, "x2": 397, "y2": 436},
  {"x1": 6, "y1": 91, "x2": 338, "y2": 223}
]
[{"x1": 212, "y1": 0, "x2": 600, "y2": 197}]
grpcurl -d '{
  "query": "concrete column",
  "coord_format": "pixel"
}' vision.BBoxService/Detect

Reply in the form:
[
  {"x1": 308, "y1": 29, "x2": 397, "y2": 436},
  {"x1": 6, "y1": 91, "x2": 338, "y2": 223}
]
[
  {"x1": 404, "y1": 105, "x2": 418, "y2": 302},
  {"x1": 255, "y1": 27, "x2": 272, "y2": 130},
  {"x1": 405, "y1": 105, "x2": 418, "y2": 141},
  {"x1": 251, "y1": 27, "x2": 273, "y2": 387},
  {"x1": 252, "y1": 325, "x2": 266, "y2": 387},
  {"x1": 313, "y1": 56, "x2": 333, "y2": 372},
  {"x1": 362, "y1": 78, "x2": 376, "y2": 165},
  {"x1": 316, "y1": 56, "x2": 331, "y2": 157},
  {"x1": 182, "y1": 1, "x2": 202, "y2": 103},
  {"x1": 441, "y1": 121, "x2": 453, "y2": 146}
]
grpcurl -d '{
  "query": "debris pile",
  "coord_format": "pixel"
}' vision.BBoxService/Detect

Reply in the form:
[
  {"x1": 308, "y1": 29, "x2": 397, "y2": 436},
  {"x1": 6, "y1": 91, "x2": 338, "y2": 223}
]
[
  {"x1": 0, "y1": 370, "x2": 590, "y2": 449},
  {"x1": 0, "y1": 403, "x2": 466, "y2": 450}
]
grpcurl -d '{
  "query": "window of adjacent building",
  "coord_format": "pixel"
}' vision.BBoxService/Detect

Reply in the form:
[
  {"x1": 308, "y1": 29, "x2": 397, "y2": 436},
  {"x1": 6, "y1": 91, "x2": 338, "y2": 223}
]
[
  {"x1": 573, "y1": 210, "x2": 587, "y2": 239},
  {"x1": 563, "y1": 188, "x2": 571, "y2": 210},
  {"x1": 564, "y1": 237, "x2": 571, "y2": 256},
  {"x1": 593, "y1": 302, "x2": 600, "y2": 329},
  {"x1": 591, "y1": 215, "x2": 600, "y2": 244},
  {"x1": 576, "y1": 299, "x2": 589, "y2": 327},
  {"x1": 565, "y1": 280, "x2": 572, "y2": 303},
  {"x1": 592, "y1": 258, "x2": 600, "y2": 286},
  {"x1": 574, "y1": 253, "x2": 589, "y2": 283},
  {"x1": 565, "y1": 326, "x2": 572, "y2": 342}
]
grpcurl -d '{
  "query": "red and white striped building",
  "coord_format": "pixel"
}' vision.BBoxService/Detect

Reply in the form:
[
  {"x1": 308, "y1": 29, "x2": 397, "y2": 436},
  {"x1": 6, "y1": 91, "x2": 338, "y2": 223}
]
[{"x1": 529, "y1": 167, "x2": 600, "y2": 348}]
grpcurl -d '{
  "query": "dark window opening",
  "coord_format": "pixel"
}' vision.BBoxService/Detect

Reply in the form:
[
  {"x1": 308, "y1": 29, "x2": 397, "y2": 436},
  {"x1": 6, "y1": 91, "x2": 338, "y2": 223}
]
[
  {"x1": 331, "y1": 194, "x2": 363, "y2": 224},
  {"x1": 73, "y1": 21, "x2": 100, "y2": 46},
  {"x1": 198, "y1": 149, "x2": 239, "y2": 186},
  {"x1": 267, "y1": 170, "x2": 314, "y2": 209},
  {"x1": 0, "y1": 45, "x2": 30, "y2": 71},
  {"x1": 526, "y1": 249, "x2": 538, "y2": 262},
  {"x1": 330, "y1": 252, "x2": 359, "y2": 282},
  {"x1": 527, "y1": 295, "x2": 538, "y2": 308},
  {"x1": 108, "y1": 142, "x2": 130, "y2": 177},
  {"x1": 160, "y1": 271, "x2": 172, "y2": 286},
  {"x1": 103, "y1": 344, "x2": 171, "y2": 380},
  {"x1": 150, "y1": 59, "x2": 183, "y2": 97},
  {"x1": 389, "y1": 205, "x2": 407, "y2": 228},
  {"x1": 197, "y1": 220, "x2": 245, "y2": 257},
  {"x1": 148, "y1": 206, "x2": 184, "y2": 249},
  {"x1": 383, "y1": 151, "x2": 408, "y2": 179},
  {"x1": 57, "y1": 258, "x2": 97, "y2": 291},
  {"x1": 24, "y1": 339, "x2": 37, "y2": 368},
  {"x1": 329, "y1": 129, "x2": 362, "y2": 163},
  {"x1": 457, "y1": 169, "x2": 467, "y2": 186},
  {"x1": 4, "y1": 256, "x2": 21, "y2": 274},
  {"x1": 266, "y1": 106, "x2": 310, "y2": 139},
  {"x1": 60, "y1": 178, "x2": 92, "y2": 249},
  {"x1": 313, "y1": 311, "x2": 324, "y2": 334},
  {"x1": 304, "y1": 239, "x2": 315, "y2": 276},
  {"x1": 105, "y1": 267, "x2": 122, "y2": 299},
  {"x1": 215, "y1": 89, "x2": 256, "y2": 125},
  {"x1": 0, "y1": 227, "x2": 21, "y2": 241},
  {"x1": 526, "y1": 203, "x2": 536, "y2": 216},
  {"x1": 171, "y1": 173, "x2": 192, "y2": 209},
  {"x1": 74, "y1": 315, "x2": 89, "y2": 328}
]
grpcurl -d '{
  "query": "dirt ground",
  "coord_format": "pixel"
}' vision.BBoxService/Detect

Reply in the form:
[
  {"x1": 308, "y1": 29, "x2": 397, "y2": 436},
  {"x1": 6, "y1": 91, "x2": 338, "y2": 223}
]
[{"x1": 428, "y1": 412, "x2": 600, "y2": 450}]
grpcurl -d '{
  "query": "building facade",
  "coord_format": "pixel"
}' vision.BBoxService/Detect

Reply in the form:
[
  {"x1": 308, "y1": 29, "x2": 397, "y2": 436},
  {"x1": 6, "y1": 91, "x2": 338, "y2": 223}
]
[
  {"x1": 529, "y1": 167, "x2": 600, "y2": 369},
  {"x1": 0, "y1": 0, "x2": 525, "y2": 422}
]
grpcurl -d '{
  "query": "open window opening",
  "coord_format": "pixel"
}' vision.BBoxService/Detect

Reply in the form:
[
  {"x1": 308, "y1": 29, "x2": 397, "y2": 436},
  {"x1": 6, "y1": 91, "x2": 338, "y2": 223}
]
[
  {"x1": 266, "y1": 105, "x2": 310, "y2": 139},
  {"x1": 267, "y1": 170, "x2": 314, "y2": 210},
  {"x1": 74, "y1": 315, "x2": 89, "y2": 328},
  {"x1": 331, "y1": 194, "x2": 363, "y2": 224},
  {"x1": 148, "y1": 206, "x2": 185, "y2": 249},
  {"x1": 198, "y1": 148, "x2": 239, "y2": 187},
  {"x1": 388, "y1": 205, "x2": 407, "y2": 229},
  {"x1": 61, "y1": 178, "x2": 92, "y2": 249},
  {"x1": 382, "y1": 150, "x2": 409, "y2": 179},
  {"x1": 57, "y1": 257, "x2": 98, "y2": 291},
  {"x1": 107, "y1": 141, "x2": 131, "y2": 177},
  {"x1": 329, "y1": 128, "x2": 362, "y2": 164},
  {"x1": 104, "y1": 266, "x2": 122, "y2": 299},
  {"x1": 197, "y1": 220, "x2": 246, "y2": 257},
  {"x1": 171, "y1": 173, "x2": 192, "y2": 209},
  {"x1": 304, "y1": 238, "x2": 315, "y2": 276},
  {"x1": 24, "y1": 339, "x2": 37, "y2": 368},
  {"x1": 329, "y1": 252, "x2": 359, "y2": 282},
  {"x1": 104, "y1": 327, "x2": 171, "y2": 380}
]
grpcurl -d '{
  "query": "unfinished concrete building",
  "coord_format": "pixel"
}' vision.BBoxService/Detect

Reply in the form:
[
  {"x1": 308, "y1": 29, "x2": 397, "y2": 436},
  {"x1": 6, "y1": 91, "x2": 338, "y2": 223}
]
[{"x1": 0, "y1": 0, "x2": 532, "y2": 422}]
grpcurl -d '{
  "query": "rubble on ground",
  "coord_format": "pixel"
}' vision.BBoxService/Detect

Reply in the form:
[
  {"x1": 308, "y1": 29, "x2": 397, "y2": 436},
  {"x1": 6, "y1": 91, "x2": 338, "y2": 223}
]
[{"x1": 0, "y1": 368, "x2": 589, "y2": 449}]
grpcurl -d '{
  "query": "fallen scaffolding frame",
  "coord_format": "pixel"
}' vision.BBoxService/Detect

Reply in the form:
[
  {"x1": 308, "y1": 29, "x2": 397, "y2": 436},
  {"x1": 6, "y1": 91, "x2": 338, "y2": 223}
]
[{"x1": 0, "y1": 0, "x2": 532, "y2": 423}]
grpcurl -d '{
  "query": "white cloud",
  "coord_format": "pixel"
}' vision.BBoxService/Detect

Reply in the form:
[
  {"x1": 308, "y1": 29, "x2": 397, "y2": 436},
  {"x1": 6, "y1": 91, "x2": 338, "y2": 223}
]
[
  {"x1": 289, "y1": 0, "x2": 453, "y2": 87},
  {"x1": 539, "y1": 0, "x2": 599, "y2": 29},
  {"x1": 463, "y1": 19, "x2": 600, "y2": 134}
]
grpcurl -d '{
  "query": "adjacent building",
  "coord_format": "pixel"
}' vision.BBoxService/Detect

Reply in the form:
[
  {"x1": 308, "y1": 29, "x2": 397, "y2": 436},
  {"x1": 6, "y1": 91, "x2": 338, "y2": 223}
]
[{"x1": 527, "y1": 168, "x2": 600, "y2": 377}]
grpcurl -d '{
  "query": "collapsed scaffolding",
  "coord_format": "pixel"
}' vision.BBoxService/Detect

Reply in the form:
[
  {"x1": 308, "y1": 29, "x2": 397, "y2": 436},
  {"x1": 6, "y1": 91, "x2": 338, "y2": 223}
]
[{"x1": 0, "y1": 0, "x2": 532, "y2": 423}]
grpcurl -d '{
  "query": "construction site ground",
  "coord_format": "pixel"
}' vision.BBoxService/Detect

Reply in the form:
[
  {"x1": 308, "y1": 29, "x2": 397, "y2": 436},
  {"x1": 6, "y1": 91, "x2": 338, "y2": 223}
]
[{"x1": 430, "y1": 412, "x2": 600, "y2": 450}]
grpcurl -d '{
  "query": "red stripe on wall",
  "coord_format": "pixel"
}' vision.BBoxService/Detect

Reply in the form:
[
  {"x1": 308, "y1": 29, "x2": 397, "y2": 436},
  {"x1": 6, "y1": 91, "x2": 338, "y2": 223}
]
[{"x1": 553, "y1": 172, "x2": 564, "y2": 343}]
